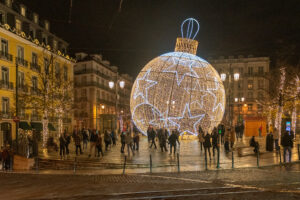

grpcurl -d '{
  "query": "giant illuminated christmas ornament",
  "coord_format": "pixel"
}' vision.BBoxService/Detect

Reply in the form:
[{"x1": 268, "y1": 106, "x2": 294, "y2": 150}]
[{"x1": 130, "y1": 18, "x2": 225, "y2": 136}]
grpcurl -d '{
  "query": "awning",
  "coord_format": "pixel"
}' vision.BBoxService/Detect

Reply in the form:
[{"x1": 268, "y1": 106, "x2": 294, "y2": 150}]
[
  {"x1": 19, "y1": 121, "x2": 31, "y2": 130},
  {"x1": 48, "y1": 123, "x2": 56, "y2": 131},
  {"x1": 30, "y1": 122, "x2": 43, "y2": 131}
]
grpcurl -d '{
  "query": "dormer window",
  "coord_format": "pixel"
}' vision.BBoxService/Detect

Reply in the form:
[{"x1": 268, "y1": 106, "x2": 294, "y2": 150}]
[
  {"x1": 44, "y1": 21, "x2": 49, "y2": 31},
  {"x1": 5, "y1": 0, "x2": 11, "y2": 7},
  {"x1": 33, "y1": 13, "x2": 39, "y2": 24},
  {"x1": 53, "y1": 40, "x2": 57, "y2": 50},
  {"x1": 20, "y1": 5, "x2": 26, "y2": 17},
  {"x1": 15, "y1": 19, "x2": 22, "y2": 31}
]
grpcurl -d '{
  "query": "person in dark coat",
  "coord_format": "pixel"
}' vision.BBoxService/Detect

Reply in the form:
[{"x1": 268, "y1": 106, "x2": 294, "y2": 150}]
[
  {"x1": 203, "y1": 132, "x2": 212, "y2": 160},
  {"x1": 235, "y1": 124, "x2": 240, "y2": 141},
  {"x1": 250, "y1": 136, "x2": 259, "y2": 154},
  {"x1": 211, "y1": 127, "x2": 219, "y2": 157},
  {"x1": 148, "y1": 126, "x2": 157, "y2": 149},
  {"x1": 111, "y1": 130, "x2": 116, "y2": 146},
  {"x1": 104, "y1": 130, "x2": 112, "y2": 151},
  {"x1": 64, "y1": 131, "x2": 71, "y2": 157},
  {"x1": 281, "y1": 131, "x2": 293, "y2": 163},
  {"x1": 240, "y1": 123, "x2": 245, "y2": 139},
  {"x1": 73, "y1": 131, "x2": 82, "y2": 155},
  {"x1": 133, "y1": 130, "x2": 140, "y2": 151},
  {"x1": 158, "y1": 128, "x2": 168, "y2": 152},
  {"x1": 59, "y1": 134, "x2": 66, "y2": 159},
  {"x1": 120, "y1": 130, "x2": 126, "y2": 153},
  {"x1": 89, "y1": 130, "x2": 98, "y2": 157},
  {"x1": 266, "y1": 132, "x2": 274, "y2": 152},
  {"x1": 82, "y1": 128, "x2": 89, "y2": 150},
  {"x1": 168, "y1": 130, "x2": 179, "y2": 155}
]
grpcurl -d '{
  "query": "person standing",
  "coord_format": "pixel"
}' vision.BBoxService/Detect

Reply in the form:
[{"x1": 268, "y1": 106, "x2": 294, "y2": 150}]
[
  {"x1": 211, "y1": 128, "x2": 219, "y2": 157},
  {"x1": 133, "y1": 130, "x2": 140, "y2": 151},
  {"x1": 235, "y1": 124, "x2": 240, "y2": 141},
  {"x1": 224, "y1": 128, "x2": 231, "y2": 153},
  {"x1": 240, "y1": 123, "x2": 244, "y2": 140},
  {"x1": 120, "y1": 130, "x2": 126, "y2": 153},
  {"x1": 73, "y1": 131, "x2": 82, "y2": 155},
  {"x1": 250, "y1": 136, "x2": 259, "y2": 154},
  {"x1": 266, "y1": 132, "x2": 274, "y2": 152},
  {"x1": 159, "y1": 128, "x2": 168, "y2": 152},
  {"x1": 59, "y1": 134, "x2": 66, "y2": 160},
  {"x1": 104, "y1": 130, "x2": 112, "y2": 151},
  {"x1": 89, "y1": 130, "x2": 97, "y2": 157},
  {"x1": 198, "y1": 126, "x2": 205, "y2": 151},
  {"x1": 273, "y1": 128, "x2": 279, "y2": 151},
  {"x1": 125, "y1": 130, "x2": 134, "y2": 156},
  {"x1": 281, "y1": 131, "x2": 293, "y2": 163},
  {"x1": 203, "y1": 132, "x2": 212, "y2": 160},
  {"x1": 64, "y1": 131, "x2": 71, "y2": 157},
  {"x1": 111, "y1": 130, "x2": 116, "y2": 146},
  {"x1": 96, "y1": 133, "x2": 104, "y2": 157},
  {"x1": 168, "y1": 130, "x2": 179, "y2": 155}
]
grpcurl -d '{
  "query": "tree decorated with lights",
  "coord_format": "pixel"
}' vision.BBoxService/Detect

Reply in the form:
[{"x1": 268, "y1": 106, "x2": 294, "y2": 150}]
[{"x1": 130, "y1": 18, "x2": 225, "y2": 136}]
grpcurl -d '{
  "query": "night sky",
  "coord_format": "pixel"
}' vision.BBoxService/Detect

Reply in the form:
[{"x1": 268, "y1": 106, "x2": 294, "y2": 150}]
[{"x1": 19, "y1": 0, "x2": 300, "y2": 77}]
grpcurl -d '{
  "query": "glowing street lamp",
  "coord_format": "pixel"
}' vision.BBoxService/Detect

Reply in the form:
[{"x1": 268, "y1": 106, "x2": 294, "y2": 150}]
[
  {"x1": 220, "y1": 73, "x2": 226, "y2": 81},
  {"x1": 119, "y1": 80, "x2": 125, "y2": 89},
  {"x1": 234, "y1": 73, "x2": 240, "y2": 81},
  {"x1": 109, "y1": 81, "x2": 114, "y2": 89}
]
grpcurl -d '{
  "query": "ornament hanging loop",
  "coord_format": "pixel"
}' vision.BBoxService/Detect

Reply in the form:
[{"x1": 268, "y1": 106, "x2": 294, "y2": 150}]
[{"x1": 181, "y1": 18, "x2": 200, "y2": 40}]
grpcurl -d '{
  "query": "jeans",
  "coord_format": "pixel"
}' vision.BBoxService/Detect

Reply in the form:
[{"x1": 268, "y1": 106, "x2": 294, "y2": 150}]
[
  {"x1": 97, "y1": 145, "x2": 104, "y2": 157},
  {"x1": 83, "y1": 140, "x2": 88, "y2": 150},
  {"x1": 59, "y1": 145, "x2": 65, "y2": 157},
  {"x1": 150, "y1": 138, "x2": 157, "y2": 148},
  {"x1": 160, "y1": 142, "x2": 168, "y2": 152},
  {"x1": 283, "y1": 146, "x2": 292, "y2": 163},
  {"x1": 65, "y1": 144, "x2": 69, "y2": 155},
  {"x1": 133, "y1": 141, "x2": 139, "y2": 151},
  {"x1": 121, "y1": 142, "x2": 125, "y2": 153},
  {"x1": 205, "y1": 147, "x2": 211, "y2": 159},
  {"x1": 170, "y1": 144, "x2": 176, "y2": 154},
  {"x1": 127, "y1": 143, "x2": 134, "y2": 156},
  {"x1": 76, "y1": 145, "x2": 82, "y2": 155}
]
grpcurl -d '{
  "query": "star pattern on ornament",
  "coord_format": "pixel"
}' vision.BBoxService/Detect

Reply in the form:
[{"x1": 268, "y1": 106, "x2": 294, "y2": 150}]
[
  {"x1": 133, "y1": 68, "x2": 158, "y2": 103},
  {"x1": 162, "y1": 57, "x2": 199, "y2": 86},
  {"x1": 168, "y1": 104, "x2": 205, "y2": 135},
  {"x1": 149, "y1": 108, "x2": 169, "y2": 128}
]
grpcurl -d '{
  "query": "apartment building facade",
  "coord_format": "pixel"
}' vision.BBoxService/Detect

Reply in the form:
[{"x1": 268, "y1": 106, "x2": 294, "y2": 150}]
[
  {"x1": 208, "y1": 55, "x2": 270, "y2": 136},
  {"x1": 74, "y1": 53, "x2": 132, "y2": 133},
  {"x1": 0, "y1": 0, "x2": 74, "y2": 147}
]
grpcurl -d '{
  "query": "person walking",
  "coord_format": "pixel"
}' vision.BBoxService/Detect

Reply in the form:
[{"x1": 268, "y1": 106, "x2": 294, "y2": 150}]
[
  {"x1": 59, "y1": 134, "x2": 66, "y2": 160},
  {"x1": 240, "y1": 123, "x2": 244, "y2": 140},
  {"x1": 96, "y1": 133, "x2": 104, "y2": 157},
  {"x1": 250, "y1": 136, "x2": 259, "y2": 154},
  {"x1": 198, "y1": 126, "x2": 205, "y2": 151},
  {"x1": 235, "y1": 124, "x2": 240, "y2": 141},
  {"x1": 266, "y1": 131, "x2": 274, "y2": 152},
  {"x1": 211, "y1": 127, "x2": 219, "y2": 157},
  {"x1": 148, "y1": 126, "x2": 157, "y2": 149},
  {"x1": 73, "y1": 131, "x2": 82, "y2": 155},
  {"x1": 203, "y1": 132, "x2": 212, "y2": 160},
  {"x1": 64, "y1": 131, "x2": 71, "y2": 157},
  {"x1": 273, "y1": 128, "x2": 279, "y2": 151},
  {"x1": 111, "y1": 130, "x2": 116, "y2": 146},
  {"x1": 159, "y1": 128, "x2": 168, "y2": 152},
  {"x1": 133, "y1": 130, "x2": 140, "y2": 151},
  {"x1": 104, "y1": 130, "x2": 112, "y2": 151},
  {"x1": 120, "y1": 130, "x2": 126, "y2": 153},
  {"x1": 125, "y1": 130, "x2": 134, "y2": 156},
  {"x1": 281, "y1": 131, "x2": 293, "y2": 163},
  {"x1": 168, "y1": 130, "x2": 179, "y2": 155},
  {"x1": 89, "y1": 130, "x2": 97, "y2": 157}
]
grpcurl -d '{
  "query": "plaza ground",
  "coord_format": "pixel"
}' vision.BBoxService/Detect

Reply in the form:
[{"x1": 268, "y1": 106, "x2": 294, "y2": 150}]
[
  {"x1": 35, "y1": 135, "x2": 300, "y2": 174},
  {"x1": 1, "y1": 163, "x2": 300, "y2": 199}
]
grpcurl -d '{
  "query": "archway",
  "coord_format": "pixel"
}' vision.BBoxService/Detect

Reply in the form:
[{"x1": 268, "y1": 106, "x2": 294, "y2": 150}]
[{"x1": 0, "y1": 122, "x2": 12, "y2": 147}]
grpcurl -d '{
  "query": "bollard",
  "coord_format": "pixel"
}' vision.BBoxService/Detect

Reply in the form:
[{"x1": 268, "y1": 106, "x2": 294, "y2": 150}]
[
  {"x1": 256, "y1": 151, "x2": 259, "y2": 167},
  {"x1": 216, "y1": 147, "x2": 220, "y2": 169},
  {"x1": 232, "y1": 150, "x2": 234, "y2": 169},
  {"x1": 10, "y1": 155, "x2": 13, "y2": 171},
  {"x1": 150, "y1": 154, "x2": 152, "y2": 174},
  {"x1": 123, "y1": 156, "x2": 127, "y2": 175},
  {"x1": 298, "y1": 144, "x2": 300, "y2": 160},
  {"x1": 177, "y1": 153, "x2": 180, "y2": 173},
  {"x1": 204, "y1": 149, "x2": 208, "y2": 170},
  {"x1": 73, "y1": 157, "x2": 77, "y2": 174}
]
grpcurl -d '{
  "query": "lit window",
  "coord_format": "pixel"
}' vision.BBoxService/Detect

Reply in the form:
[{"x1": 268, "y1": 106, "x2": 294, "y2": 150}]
[
  {"x1": 20, "y1": 6, "x2": 26, "y2": 16},
  {"x1": 248, "y1": 104, "x2": 253, "y2": 111},
  {"x1": 248, "y1": 67, "x2": 253, "y2": 75},
  {"x1": 2, "y1": 97, "x2": 9, "y2": 114},
  {"x1": 247, "y1": 80, "x2": 253, "y2": 90}
]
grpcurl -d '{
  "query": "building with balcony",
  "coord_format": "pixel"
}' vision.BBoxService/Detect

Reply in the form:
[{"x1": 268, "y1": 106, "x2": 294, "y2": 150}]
[
  {"x1": 208, "y1": 55, "x2": 270, "y2": 136},
  {"x1": 74, "y1": 52, "x2": 132, "y2": 133},
  {"x1": 0, "y1": 0, "x2": 74, "y2": 147}
]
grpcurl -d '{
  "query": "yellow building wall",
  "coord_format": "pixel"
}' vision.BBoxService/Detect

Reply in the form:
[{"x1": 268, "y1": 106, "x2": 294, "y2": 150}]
[{"x1": 0, "y1": 26, "x2": 74, "y2": 144}]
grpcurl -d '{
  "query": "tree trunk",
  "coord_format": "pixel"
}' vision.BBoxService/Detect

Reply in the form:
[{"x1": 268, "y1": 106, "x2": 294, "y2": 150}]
[
  {"x1": 58, "y1": 112, "x2": 63, "y2": 137},
  {"x1": 42, "y1": 111, "x2": 49, "y2": 148}
]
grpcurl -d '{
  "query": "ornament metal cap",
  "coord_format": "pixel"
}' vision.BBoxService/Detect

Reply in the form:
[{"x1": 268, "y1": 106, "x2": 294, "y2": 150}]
[{"x1": 175, "y1": 18, "x2": 199, "y2": 55}]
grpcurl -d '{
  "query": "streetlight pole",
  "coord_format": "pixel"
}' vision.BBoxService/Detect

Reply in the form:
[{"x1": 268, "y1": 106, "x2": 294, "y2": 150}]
[{"x1": 15, "y1": 62, "x2": 19, "y2": 152}]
